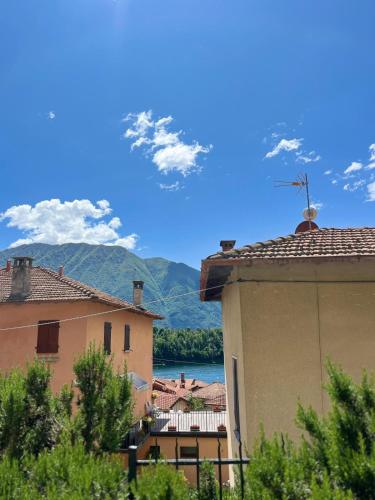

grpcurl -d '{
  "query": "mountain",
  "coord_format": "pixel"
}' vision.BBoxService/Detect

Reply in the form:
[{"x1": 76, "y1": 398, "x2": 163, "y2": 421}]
[{"x1": 0, "y1": 243, "x2": 221, "y2": 328}]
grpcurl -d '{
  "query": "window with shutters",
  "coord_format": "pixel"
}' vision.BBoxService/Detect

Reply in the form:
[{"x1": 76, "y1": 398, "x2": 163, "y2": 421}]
[
  {"x1": 37, "y1": 321, "x2": 60, "y2": 353},
  {"x1": 104, "y1": 322, "x2": 112, "y2": 355},
  {"x1": 124, "y1": 324, "x2": 131, "y2": 351}
]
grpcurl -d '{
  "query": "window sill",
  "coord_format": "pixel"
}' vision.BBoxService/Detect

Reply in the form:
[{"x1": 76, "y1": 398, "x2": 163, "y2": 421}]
[
  {"x1": 37, "y1": 354, "x2": 59, "y2": 363},
  {"x1": 124, "y1": 349, "x2": 132, "y2": 353}
]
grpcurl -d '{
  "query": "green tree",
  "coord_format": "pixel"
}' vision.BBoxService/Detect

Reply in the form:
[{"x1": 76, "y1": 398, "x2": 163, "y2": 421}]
[
  {"x1": 73, "y1": 344, "x2": 133, "y2": 453},
  {"x1": 241, "y1": 361, "x2": 375, "y2": 499},
  {"x1": 199, "y1": 461, "x2": 218, "y2": 500},
  {"x1": 130, "y1": 462, "x2": 191, "y2": 500},
  {"x1": 0, "y1": 360, "x2": 62, "y2": 459},
  {"x1": 187, "y1": 394, "x2": 205, "y2": 411}
]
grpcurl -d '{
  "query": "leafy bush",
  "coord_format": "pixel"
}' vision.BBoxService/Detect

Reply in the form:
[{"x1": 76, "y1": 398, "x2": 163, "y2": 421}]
[
  {"x1": 241, "y1": 361, "x2": 375, "y2": 499},
  {"x1": 0, "y1": 361, "x2": 62, "y2": 459},
  {"x1": 130, "y1": 462, "x2": 191, "y2": 500},
  {"x1": 73, "y1": 344, "x2": 133, "y2": 453},
  {"x1": 199, "y1": 461, "x2": 218, "y2": 499},
  {"x1": 0, "y1": 441, "x2": 128, "y2": 499}
]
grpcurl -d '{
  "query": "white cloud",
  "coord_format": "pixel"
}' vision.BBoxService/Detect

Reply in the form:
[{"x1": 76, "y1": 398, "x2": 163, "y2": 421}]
[
  {"x1": 0, "y1": 199, "x2": 138, "y2": 249},
  {"x1": 311, "y1": 202, "x2": 324, "y2": 210},
  {"x1": 344, "y1": 161, "x2": 362, "y2": 175},
  {"x1": 124, "y1": 110, "x2": 212, "y2": 177},
  {"x1": 265, "y1": 138, "x2": 303, "y2": 158},
  {"x1": 48, "y1": 111, "x2": 55, "y2": 120},
  {"x1": 369, "y1": 144, "x2": 375, "y2": 161},
  {"x1": 159, "y1": 181, "x2": 181, "y2": 191},
  {"x1": 296, "y1": 150, "x2": 321, "y2": 164},
  {"x1": 367, "y1": 181, "x2": 375, "y2": 201},
  {"x1": 332, "y1": 179, "x2": 338, "y2": 185},
  {"x1": 324, "y1": 170, "x2": 332, "y2": 175},
  {"x1": 343, "y1": 180, "x2": 365, "y2": 192}
]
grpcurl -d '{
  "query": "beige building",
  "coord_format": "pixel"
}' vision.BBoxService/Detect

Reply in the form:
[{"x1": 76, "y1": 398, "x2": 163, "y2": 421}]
[
  {"x1": 0, "y1": 256, "x2": 162, "y2": 419},
  {"x1": 200, "y1": 227, "x2": 375, "y2": 457}
]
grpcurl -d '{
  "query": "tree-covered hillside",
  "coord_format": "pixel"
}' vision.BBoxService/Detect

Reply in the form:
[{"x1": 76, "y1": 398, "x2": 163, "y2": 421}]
[
  {"x1": 153, "y1": 327, "x2": 223, "y2": 364},
  {"x1": 0, "y1": 243, "x2": 221, "y2": 328}
]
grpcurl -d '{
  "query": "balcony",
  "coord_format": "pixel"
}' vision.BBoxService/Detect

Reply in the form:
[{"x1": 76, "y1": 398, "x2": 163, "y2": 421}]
[{"x1": 151, "y1": 410, "x2": 228, "y2": 434}]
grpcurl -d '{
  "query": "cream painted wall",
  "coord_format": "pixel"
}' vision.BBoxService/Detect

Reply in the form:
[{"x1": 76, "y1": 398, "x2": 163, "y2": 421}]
[
  {"x1": 220, "y1": 258, "x2": 375, "y2": 455},
  {"x1": 140, "y1": 435, "x2": 229, "y2": 485}
]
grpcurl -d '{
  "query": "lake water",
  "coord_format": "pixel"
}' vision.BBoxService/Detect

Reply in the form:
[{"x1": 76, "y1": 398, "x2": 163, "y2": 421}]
[{"x1": 153, "y1": 363, "x2": 225, "y2": 384}]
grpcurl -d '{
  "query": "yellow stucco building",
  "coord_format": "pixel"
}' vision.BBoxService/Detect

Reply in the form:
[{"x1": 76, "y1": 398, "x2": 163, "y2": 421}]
[{"x1": 200, "y1": 227, "x2": 375, "y2": 457}]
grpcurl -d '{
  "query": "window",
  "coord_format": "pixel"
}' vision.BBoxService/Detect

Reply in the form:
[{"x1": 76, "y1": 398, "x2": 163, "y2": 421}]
[
  {"x1": 180, "y1": 446, "x2": 198, "y2": 459},
  {"x1": 124, "y1": 324, "x2": 131, "y2": 351},
  {"x1": 104, "y1": 322, "x2": 112, "y2": 355},
  {"x1": 232, "y1": 356, "x2": 241, "y2": 441},
  {"x1": 37, "y1": 321, "x2": 59, "y2": 354},
  {"x1": 148, "y1": 446, "x2": 160, "y2": 460}
]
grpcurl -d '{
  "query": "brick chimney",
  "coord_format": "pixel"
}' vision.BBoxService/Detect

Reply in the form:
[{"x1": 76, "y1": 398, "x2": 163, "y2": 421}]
[
  {"x1": 220, "y1": 240, "x2": 236, "y2": 252},
  {"x1": 5, "y1": 259, "x2": 11, "y2": 272},
  {"x1": 58, "y1": 265, "x2": 64, "y2": 277},
  {"x1": 10, "y1": 257, "x2": 33, "y2": 300},
  {"x1": 133, "y1": 280, "x2": 144, "y2": 307}
]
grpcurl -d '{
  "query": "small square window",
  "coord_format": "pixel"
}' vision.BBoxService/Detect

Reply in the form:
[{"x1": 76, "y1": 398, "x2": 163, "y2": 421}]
[
  {"x1": 148, "y1": 445, "x2": 160, "y2": 460},
  {"x1": 180, "y1": 446, "x2": 198, "y2": 459}
]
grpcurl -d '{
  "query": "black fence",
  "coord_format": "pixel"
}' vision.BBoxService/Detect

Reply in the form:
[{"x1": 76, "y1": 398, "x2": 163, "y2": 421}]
[{"x1": 127, "y1": 437, "x2": 249, "y2": 500}]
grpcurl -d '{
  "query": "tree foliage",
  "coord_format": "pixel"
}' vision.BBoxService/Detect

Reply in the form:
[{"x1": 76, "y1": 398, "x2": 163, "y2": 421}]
[
  {"x1": 153, "y1": 328, "x2": 223, "y2": 364},
  {"x1": 130, "y1": 462, "x2": 191, "y2": 499},
  {"x1": 241, "y1": 361, "x2": 375, "y2": 499},
  {"x1": 73, "y1": 344, "x2": 133, "y2": 453}
]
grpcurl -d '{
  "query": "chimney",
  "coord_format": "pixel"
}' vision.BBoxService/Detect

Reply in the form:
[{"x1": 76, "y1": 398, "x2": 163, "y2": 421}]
[
  {"x1": 5, "y1": 260, "x2": 11, "y2": 272},
  {"x1": 58, "y1": 265, "x2": 64, "y2": 277},
  {"x1": 180, "y1": 372, "x2": 185, "y2": 387},
  {"x1": 10, "y1": 257, "x2": 33, "y2": 300},
  {"x1": 220, "y1": 240, "x2": 236, "y2": 252},
  {"x1": 133, "y1": 280, "x2": 144, "y2": 307}
]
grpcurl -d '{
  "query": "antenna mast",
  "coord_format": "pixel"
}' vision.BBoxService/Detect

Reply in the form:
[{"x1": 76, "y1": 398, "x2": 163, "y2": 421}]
[{"x1": 274, "y1": 173, "x2": 316, "y2": 232}]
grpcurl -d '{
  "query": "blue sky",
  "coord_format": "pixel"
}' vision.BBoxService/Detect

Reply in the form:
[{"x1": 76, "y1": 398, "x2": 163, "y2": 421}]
[{"x1": 1, "y1": 0, "x2": 375, "y2": 268}]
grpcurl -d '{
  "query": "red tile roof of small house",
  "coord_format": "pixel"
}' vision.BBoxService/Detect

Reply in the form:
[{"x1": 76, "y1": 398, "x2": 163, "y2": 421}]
[
  {"x1": 201, "y1": 227, "x2": 375, "y2": 301},
  {"x1": 193, "y1": 382, "x2": 226, "y2": 400},
  {"x1": 154, "y1": 392, "x2": 189, "y2": 410},
  {"x1": 0, "y1": 265, "x2": 162, "y2": 319}
]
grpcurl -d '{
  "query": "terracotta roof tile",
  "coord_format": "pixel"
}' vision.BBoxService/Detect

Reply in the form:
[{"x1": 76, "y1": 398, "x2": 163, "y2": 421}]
[
  {"x1": 0, "y1": 266, "x2": 162, "y2": 319},
  {"x1": 194, "y1": 382, "x2": 226, "y2": 400},
  {"x1": 206, "y1": 228, "x2": 375, "y2": 261}
]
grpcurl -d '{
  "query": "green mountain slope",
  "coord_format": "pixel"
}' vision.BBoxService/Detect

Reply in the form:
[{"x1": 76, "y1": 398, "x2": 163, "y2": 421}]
[{"x1": 0, "y1": 243, "x2": 221, "y2": 328}]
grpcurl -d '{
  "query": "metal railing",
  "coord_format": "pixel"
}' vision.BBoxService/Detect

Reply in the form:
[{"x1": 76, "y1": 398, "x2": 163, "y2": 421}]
[
  {"x1": 151, "y1": 410, "x2": 227, "y2": 433},
  {"x1": 127, "y1": 436, "x2": 249, "y2": 500}
]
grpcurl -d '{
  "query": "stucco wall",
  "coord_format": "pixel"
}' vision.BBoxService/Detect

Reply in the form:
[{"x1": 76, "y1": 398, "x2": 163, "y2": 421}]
[
  {"x1": 221, "y1": 259, "x2": 375, "y2": 451},
  {"x1": 141, "y1": 435, "x2": 229, "y2": 485},
  {"x1": 0, "y1": 301, "x2": 155, "y2": 420},
  {"x1": 86, "y1": 304, "x2": 154, "y2": 419},
  {"x1": 0, "y1": 301, "x2": 89, "y2": 393}
]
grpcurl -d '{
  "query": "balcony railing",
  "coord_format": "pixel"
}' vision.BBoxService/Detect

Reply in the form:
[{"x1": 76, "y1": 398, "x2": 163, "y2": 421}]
[{"x1": 151, "y1": 410, "x2": 227, "y2": 433}]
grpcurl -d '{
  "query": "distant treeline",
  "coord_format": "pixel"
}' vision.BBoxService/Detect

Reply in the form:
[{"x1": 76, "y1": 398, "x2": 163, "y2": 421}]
[{"x1": 153, "y1": 327, "x2": 223, "y2": 364}]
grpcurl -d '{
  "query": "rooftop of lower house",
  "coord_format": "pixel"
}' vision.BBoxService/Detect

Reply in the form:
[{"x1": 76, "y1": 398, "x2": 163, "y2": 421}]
[
  {"x1": 0, "y1": 258, "x2": 162, "y2": 319},
  {"x1": 201, "y1": 227, "x2": 375, "y2": 301},
  {"x1": 151, "y1": 410, "x2": 228, "y2": 434}
]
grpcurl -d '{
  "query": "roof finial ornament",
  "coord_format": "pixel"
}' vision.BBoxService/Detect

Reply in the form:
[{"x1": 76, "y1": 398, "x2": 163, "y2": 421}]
[{"x1": 274, "y1": 173, "x2": 319, "y2": 233}]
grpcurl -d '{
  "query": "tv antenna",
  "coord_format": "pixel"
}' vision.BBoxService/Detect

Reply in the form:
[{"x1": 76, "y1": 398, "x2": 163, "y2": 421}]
[{"x1": 274, "y1": 173, "x2": 317, "y2": 231}]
